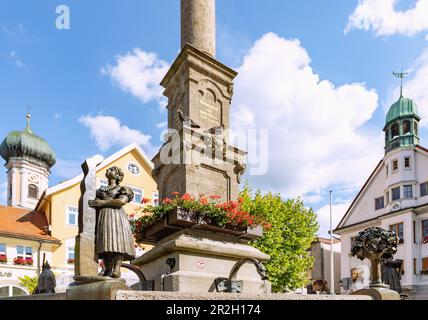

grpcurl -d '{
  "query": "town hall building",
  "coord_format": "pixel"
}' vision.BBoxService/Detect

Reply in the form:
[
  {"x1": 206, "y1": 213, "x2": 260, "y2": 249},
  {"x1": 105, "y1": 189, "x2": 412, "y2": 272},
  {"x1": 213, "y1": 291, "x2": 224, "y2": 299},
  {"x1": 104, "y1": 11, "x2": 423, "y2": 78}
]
[{"x1": 335, "y1": 87, "x2": 428, "y2": 299}]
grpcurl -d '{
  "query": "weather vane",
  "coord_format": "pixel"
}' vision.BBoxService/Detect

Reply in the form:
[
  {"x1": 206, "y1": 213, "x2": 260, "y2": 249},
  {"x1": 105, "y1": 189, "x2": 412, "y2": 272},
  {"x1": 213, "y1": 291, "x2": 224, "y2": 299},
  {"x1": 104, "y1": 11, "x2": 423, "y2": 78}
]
[{"x1": 393, "y1": 69, "x2": 408, "y2": 97}]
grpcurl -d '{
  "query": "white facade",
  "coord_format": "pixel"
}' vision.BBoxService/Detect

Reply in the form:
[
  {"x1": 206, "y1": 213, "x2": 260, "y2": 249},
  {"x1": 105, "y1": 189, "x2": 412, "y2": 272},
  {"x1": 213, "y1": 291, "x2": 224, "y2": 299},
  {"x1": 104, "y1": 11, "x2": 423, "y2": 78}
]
[{"x1": 336, "y1": 145, "x2": 428, "y2": 298}]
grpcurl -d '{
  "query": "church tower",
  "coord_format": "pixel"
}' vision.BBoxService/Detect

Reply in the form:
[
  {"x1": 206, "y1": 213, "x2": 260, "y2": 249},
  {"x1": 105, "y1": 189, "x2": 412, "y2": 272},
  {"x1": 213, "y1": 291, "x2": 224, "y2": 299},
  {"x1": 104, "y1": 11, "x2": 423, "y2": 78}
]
[
  {"x1": 0, "y1": 113, "x2": 56, "y2": 210},
  {"x1": 384, "y1": 74, "x2": 421, "y2": 154}
]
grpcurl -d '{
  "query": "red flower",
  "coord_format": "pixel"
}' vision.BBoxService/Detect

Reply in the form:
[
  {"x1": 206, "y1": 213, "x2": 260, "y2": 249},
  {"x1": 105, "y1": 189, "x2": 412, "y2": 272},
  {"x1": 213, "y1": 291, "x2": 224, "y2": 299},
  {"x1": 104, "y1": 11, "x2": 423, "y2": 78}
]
[
  {"x1": 209, "y1": 195, "x2": 222, "y2": 200},
  {"x1": 142, "y1": 198, "x2": 151, "y2": 204},
  {"x1": 163, "y1": 198, "x2": 173, "y2": 204},
  {"x1": 171, "y1": 192, "x2": 180, "y2": 197},
  {"x1": 181, "y1": 193, "x2": 194, "y2": 201},
  {"x1": 129, "y1": 213, "x2": 135, "y2": 219},
  {"x1": 199, "y1": 197, "x2": 209, "y2": 205}
]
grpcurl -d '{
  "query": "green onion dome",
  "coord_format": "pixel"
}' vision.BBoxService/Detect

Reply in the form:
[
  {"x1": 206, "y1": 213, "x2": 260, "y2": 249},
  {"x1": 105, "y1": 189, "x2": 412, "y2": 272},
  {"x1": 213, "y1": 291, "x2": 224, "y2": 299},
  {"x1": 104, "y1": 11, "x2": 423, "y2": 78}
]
[
  {"x1": 385, "y1": 96, "x2": 420, "y2": 126},
  {"x1": 0, "y1": 114, "x2": 56, "y2": 168}
]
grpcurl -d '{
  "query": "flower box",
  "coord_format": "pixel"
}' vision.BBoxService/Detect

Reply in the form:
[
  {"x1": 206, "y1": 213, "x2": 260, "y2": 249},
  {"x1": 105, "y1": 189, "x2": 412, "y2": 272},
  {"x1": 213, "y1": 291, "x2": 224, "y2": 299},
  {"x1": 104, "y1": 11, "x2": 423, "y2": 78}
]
[
  {"x1": 67, "y1": 258, "x2": 75, "y2": 265},
  {"x1": 0, "y1": 255, "x2": 7, "y2": 264},
  {"x1": 142, "y1": 207, "x2": 263, "y2": 243},
  {"x1": 13, "y1": 257, "x2": 33, "y2": 266}
]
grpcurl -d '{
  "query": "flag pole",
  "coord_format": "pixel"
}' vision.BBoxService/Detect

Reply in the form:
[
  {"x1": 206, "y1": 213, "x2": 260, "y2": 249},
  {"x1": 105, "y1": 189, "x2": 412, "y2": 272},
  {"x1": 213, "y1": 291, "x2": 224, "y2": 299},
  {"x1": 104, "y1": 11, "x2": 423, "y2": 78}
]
[{"x1": 330, "y1": 190, "x2": 335, "y2": 294}]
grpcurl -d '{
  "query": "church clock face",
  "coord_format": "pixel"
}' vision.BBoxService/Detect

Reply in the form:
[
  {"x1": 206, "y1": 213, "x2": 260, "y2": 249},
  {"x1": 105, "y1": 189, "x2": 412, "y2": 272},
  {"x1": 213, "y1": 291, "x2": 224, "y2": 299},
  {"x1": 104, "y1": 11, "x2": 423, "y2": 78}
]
[{"x1": 29, "y1": 174, "x2": 39, "y2": 183}]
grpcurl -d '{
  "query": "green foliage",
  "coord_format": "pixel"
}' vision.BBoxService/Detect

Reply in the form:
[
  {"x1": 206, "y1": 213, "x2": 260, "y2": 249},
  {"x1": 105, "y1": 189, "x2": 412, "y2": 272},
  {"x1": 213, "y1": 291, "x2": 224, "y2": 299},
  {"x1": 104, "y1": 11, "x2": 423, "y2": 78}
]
[
  {"x1": 18, "y1": 275, "x2": 38, "y2": 294},
  {"x1": 240, "y1": 185, "x2": 319, "y2": 293}
]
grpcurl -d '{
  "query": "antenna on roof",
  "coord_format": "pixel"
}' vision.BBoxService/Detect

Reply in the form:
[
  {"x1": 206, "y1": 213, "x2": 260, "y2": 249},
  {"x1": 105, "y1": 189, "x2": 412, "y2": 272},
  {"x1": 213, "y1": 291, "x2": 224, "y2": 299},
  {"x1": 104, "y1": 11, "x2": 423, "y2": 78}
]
[{"x1": 393, "y1": 69, "x2": 408, "y2": 97}]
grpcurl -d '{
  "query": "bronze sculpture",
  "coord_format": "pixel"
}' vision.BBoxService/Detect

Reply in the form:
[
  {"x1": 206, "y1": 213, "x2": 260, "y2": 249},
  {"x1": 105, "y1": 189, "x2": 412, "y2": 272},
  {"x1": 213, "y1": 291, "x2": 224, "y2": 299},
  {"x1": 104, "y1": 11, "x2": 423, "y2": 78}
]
[
  {"x1": 351, "y1": 227, "x2": 399, "y2": 287},
  {"x1": 88, "y1": 166, "x2": 136, "y2": 278},
  {"x1": 381, "y1": 255, "x2": 403, "y2": 293},
  {"x1": 34, "y1": 261, "x2": 56, "y2": 294}
]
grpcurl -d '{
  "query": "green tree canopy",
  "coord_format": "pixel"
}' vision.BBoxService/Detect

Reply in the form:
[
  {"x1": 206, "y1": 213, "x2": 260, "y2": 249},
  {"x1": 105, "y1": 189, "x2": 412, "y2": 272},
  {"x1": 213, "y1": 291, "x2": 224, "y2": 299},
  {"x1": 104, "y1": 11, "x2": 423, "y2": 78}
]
[{"x1": 240, "y1": 185, "x2": 319, "y2": 293}]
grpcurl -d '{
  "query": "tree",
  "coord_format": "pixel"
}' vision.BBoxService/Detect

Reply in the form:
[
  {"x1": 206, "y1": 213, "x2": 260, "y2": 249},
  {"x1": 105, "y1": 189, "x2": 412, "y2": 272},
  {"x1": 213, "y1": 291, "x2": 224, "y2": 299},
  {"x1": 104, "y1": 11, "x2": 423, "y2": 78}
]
[
  {"x1": 240, "y1": 185, "x2": 319, "y2": 293},
  {"x1": 18, "y1": 275, "x2": 38, "y2": 294}
]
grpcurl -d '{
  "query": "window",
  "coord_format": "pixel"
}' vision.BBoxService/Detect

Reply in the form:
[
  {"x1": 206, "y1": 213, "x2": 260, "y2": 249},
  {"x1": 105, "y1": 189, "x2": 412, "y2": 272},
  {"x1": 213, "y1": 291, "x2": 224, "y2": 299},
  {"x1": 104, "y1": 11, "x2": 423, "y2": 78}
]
[
  {"x1": 403, "y1": 120, "x2": 411, "y2": 134},
  {"x1": 129, "y1": 187, "x2": 143, "y2": 204},
  {"x1": 153, "y1": 192, "x2": 159, "y2": 207},
  {"x1": 8, "y1": 182, "x2": 12, "y2": 201},
  {"x1": 99, "y1": 179, "x2": 108, "y2": 188},
  {"x1": 421, "y1": 182, "x2": 428, "y2": 197},
  {"x1": 391, "y1": 123, "x2": 399, "y2": 138},
  {"x1": 375, "y1": 197, "x2": 384, "y2": 210},
  {"x1": 404, "y1": 157, "x2": 411, "y2": 169},
  {"x1": 389, "y1": 223, "x2": 404, "y2": 244},
  {"x1": 0, "y1": 244, "x2": 5, "y2": 254},
  {"x1": 415, "y1": 122, "x2": 419, "y2": 136},
  {"x1": 127, "y1": 163, "x2": 141, "y2": 175},
  {"x1": 414, "y1": 258, "x2": 418, "y2": 275},
  {"x1": 28, "y1": 184, "x2": 39, "y2": 199},
  {"x1": 67, "y1": 247, "x2": 75, "y2": 264},
  {"x1": 17, "y1": 246, "x2": 32, "y2": 259},
  {"x1": 423, "y1": 220, "x2": 428, "y2": 240},
  {"x1": 385, "y1": 191, "x2": 390, "y2": 205},
  {"x1": 392, "y1": 160, "x2": 399, "y2": 172},
  {"x1": 414, "y1": 221, "x2": 417, "y2": 244},
  {"x1": 0, "y1": 286, "x2": 28, "y2": 298},
  {"x1": 422, "y1": 257, "x2": 428, "y2": 273},
  {"x1": 403, "y1": 185, "x2": 413, "y2": 199},
  {"x1": 386, "y1": 165, "x2": 389, "y2": 177},
  {"x1": 392, "y1": 187, "x2": 401, "y2": 201},
  {"x1": 67, "y1": 206, "x2": 78, "y2": 226}
]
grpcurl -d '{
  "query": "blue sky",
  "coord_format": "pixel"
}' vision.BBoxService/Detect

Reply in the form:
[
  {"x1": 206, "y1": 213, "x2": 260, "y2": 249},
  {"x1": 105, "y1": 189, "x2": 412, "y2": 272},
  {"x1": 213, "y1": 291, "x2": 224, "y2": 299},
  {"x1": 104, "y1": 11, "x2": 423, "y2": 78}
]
[{"x1": 1, "y1": 0, "x2": 428, "y2": 237}]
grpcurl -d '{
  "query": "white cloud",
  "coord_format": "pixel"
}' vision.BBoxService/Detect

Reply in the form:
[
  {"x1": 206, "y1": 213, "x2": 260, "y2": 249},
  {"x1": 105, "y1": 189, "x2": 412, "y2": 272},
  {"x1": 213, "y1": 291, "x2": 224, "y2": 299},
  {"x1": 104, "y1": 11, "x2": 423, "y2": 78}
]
[
  {"x1": 345, "y1": 0, "x2": 428, "y2": 37},
  {"x1": 10, "y1": 50, "x2": 26, "y2": 68},
  {"x1": 101, "y1": 48, "x2": 170, "y2": 108},
  {"x1": 79, "y1": 115, "x2": 152, "y2": 152},
  {"x1": 232, "y1": 33, "x2": 383, "y2": 200},
  {"x1": 316, "y1": 202, "x2": 351, "y2": 237}
]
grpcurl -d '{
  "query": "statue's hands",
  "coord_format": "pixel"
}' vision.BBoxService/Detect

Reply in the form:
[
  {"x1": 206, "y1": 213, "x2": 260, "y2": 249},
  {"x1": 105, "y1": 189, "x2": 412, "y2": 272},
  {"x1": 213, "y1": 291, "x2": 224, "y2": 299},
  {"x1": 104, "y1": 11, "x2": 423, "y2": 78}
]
[{"x1": 88, "y1": 199, "x2": 105, "y2": 208}]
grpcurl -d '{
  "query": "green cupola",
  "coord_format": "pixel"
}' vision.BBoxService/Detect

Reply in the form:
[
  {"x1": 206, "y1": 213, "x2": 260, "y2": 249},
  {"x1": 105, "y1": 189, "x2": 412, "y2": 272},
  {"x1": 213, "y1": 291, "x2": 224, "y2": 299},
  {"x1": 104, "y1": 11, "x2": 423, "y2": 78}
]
[
  {"x1": 384, "y1": 95, "x2": 420, "y2": 154},
  {"x1": 0, "y1": 113, "x2": 56, "y2": 168}
]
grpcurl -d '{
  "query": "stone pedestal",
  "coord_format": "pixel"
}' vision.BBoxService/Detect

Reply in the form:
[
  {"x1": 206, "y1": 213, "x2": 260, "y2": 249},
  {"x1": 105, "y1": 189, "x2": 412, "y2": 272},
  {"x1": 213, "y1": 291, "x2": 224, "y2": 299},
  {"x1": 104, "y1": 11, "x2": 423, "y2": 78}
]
[
  {"x1": 131, "y1": 229, "x2": 271, "y2": 294},
  {"x1": 66, "y1": 277, "x2": 131, "y2": 300},
  {"x1": 351, "y1": 284, "x2": 400, "y2": 300}
]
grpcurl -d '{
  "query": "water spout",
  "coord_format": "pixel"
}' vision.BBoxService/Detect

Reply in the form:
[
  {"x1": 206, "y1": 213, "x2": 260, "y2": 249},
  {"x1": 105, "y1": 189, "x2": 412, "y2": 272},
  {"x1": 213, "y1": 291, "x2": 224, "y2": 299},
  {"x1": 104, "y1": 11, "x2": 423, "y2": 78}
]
[{"x1": 227, "y1": 258, "x2": 268, "y2": 293}]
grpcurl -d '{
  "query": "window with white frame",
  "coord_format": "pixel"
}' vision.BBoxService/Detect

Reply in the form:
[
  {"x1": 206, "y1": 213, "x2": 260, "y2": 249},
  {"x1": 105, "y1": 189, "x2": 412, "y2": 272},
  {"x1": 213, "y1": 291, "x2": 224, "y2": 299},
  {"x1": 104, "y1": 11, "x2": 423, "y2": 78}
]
[
  {"x1": 98, "y1": 178, "x2": 108, "y2": 188},
  {"x1": 392, "y1": 187, "x2": 401, "y2": 201},
  {"x1": 67, "y1": 247, "x2": 75, "y2": 264},
  {"x1": 392, "y1": 160, "x2": 399, "y2": 172},
  {"x1": 404, "y1": 157, "x2": 411, "y2": 169},
  {"x1": 0, "y1": 244, "x2": 5, "y2": 254},
  {"x1": 127, "y1": 163, "x2": 141, "y2": 175},
  {"x1": 67, "y1": 206, "x2": 78, "y2": 226},
  {"x1": 128, "y1": 187, "x2": 143, "y2": 204},
  {"x1": 16, "y1": 246, "x2": 32, "y2": 259},
  {"x1": 153, "y1": 192, "x2": 159, "y2": 206},
  {"x1": 403, "y1": 185, "x2": 413, "y2": 199}
]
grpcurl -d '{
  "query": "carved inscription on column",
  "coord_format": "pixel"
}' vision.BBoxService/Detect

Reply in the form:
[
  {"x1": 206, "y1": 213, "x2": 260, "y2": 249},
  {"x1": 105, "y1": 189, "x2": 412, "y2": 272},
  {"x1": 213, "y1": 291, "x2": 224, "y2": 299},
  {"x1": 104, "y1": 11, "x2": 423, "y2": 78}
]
[{"x1": 199, "y1": 89, "x2": 221, "y2": 127}]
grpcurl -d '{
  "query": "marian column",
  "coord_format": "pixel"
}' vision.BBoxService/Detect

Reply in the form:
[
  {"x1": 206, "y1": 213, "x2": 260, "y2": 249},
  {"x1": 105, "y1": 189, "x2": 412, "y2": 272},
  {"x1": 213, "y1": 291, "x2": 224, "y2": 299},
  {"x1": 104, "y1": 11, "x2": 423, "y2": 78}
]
[
  {"x1": 181, "y1": 0, "x2": 216, "y2": 57},
  {"x1": 152, "y1": 0, "x2": 246, "y2": 202}
]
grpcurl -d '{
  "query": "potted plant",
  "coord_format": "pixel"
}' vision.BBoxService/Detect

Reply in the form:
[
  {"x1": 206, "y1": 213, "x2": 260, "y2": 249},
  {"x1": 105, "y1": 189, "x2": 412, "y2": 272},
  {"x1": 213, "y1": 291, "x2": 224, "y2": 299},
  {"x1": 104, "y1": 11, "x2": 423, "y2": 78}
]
[
  {"x1": 67, "y1": 258, "x2": 75, "y2": 265},
  {"x1": 13, "y1": 257, "x2": 33, "y2": 266}
]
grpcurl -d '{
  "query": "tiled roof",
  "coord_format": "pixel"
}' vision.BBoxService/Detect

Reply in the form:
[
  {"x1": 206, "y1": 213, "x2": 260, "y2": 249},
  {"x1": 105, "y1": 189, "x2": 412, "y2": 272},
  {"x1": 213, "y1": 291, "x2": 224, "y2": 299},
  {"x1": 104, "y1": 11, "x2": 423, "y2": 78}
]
[{"x1": 0, "y1": 206, "x2": 60, "y2": 243}]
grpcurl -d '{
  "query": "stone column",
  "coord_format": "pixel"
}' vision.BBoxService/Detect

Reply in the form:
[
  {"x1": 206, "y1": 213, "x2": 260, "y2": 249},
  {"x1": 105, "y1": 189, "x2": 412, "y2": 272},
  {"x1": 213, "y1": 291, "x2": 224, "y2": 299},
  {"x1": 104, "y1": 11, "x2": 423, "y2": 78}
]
[
  {"x1": 181, "y1": 0, "x2": 216, "y2": 57},
  {"x1": 74, "y1": 155, "x2": 104, "y2": 277}
]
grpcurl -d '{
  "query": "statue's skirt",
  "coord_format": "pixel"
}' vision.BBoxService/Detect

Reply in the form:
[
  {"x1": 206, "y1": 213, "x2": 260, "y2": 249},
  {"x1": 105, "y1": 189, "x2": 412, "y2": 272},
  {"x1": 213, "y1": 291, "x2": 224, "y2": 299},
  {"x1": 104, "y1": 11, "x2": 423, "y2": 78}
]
[{"x1": 95, "y1": 206, "x2": 136, "y2": 261}]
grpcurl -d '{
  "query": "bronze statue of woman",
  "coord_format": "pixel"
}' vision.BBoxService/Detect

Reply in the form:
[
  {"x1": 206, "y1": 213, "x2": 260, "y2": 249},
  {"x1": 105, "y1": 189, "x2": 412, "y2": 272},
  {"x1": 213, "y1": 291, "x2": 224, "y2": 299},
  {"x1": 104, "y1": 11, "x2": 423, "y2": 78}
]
[{"x1": 88, "y1": 166, "x2": 136, "y2": 278}]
